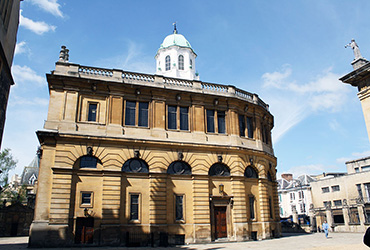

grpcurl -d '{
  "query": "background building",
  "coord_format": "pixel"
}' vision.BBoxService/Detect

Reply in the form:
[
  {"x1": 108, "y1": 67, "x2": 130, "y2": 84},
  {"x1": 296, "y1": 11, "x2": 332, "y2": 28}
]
[
  {"x1": 0, "y1": 0, "x2": 21, "y2": 148},
  {"x1": 310, "y1": 168, "x2": 370, "y2": 233},
  {"x1": 278, "y1": 173, "x2": 314, "y2": 224},
  {"x1": 29, "y1": 30, "x2": 280, "y2": 247}
]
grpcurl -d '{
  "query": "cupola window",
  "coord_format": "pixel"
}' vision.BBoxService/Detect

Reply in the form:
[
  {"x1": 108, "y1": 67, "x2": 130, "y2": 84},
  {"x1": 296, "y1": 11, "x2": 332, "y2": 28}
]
[
  {"x1": 165, "y1": 55, "x2": 171, "y2": 71},
  {"x1": 190, "y1": 59, "x2": 193, "y2": 69},
  {"x1": 178, "y1": 55, "x2": 184, "y2": 70}
]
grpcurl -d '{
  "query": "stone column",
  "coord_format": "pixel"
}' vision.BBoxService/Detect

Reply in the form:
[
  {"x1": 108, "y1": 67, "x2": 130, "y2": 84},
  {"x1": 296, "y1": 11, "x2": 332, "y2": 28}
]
[
  {"x1": 342, "y1": 199, "x2": 350, "y2": 228},
  {"x1": 357, "y1": 203, "x2": 366, "y2": 226},
  {"x1": 308, "y1": 204, "x2": 315, "y2": 232},
  {"x1": 325, "y1": 204, "x2": 333, "y2": 231}
]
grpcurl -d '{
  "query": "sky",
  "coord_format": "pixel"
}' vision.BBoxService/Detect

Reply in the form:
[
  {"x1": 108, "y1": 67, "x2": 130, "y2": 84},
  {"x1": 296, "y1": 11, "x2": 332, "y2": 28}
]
[{"x1": 3, "y1": 0, "x2": 370, "y2": 179}]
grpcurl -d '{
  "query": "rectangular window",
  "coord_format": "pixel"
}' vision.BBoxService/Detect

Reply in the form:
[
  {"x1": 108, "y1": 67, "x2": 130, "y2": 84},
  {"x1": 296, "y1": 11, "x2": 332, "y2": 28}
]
[
  {"x1": 355, "y1": 167, "x2": 360, "y2": 173},
  {"x1": 365, "y1": 183, "x2": 370, "y2": 201},
  {"x1": 321, "y1": 187, "x2": 329, "y2": 193},
  {"x1": 175, "y1": 195, "x2": 184, "y2": 221},
  {"x1": 362, "y1": 166, "x2": 370, "y2": 172},
  {"x1": 239, "y1": 115, "x2": 246, "y2": 137},
  {"x1": 217, "y1": 111, "x2": 226, "y2": 134},
  {"x1": 168, "y1": 105, "x2": 177, "y2": 129},
  {"x1": 323, "y1": 201, "x2": 331, "y2": 207},
  {"x1": 180, "y1": 107, "x2": 189, "y2": 131},
  {"x1": 331, "y1": 185, "x2": 340, "y2": 192},
  {"x1": 300, "y1": 203, "x2": 306, "y2": 213},
  {"x1": 247, "y1": 117, "x2": 253, "y2": 138},
  {"x1": 130, "y1": 194, "x2": 139, "y2": 221},
  {"x1": 249, "y1": 196, "x2": 255, "y2": 219},
  {"x1": 357, "y1": 184, "x2": 363, "y2": 199},
  {"x1": 80, "y1": 192, "x2": 93, "y2": 207},
  {"x1": 334, "y1": 200, "x2": 342, "y2": 206},
  {"x1": 125, "y1": 101, "x2": 136, "y2": 126},
  {"x1": 125, "y1": 101, "x2": 149, "y2": 127},
  {"x1": 269, "y1": 198, "x2": 273, "y2": 219},
  {"x1": 88, "y1": 103, "x2": 97, "y2": 122},
  {"x1": 206, "y1": 110, "x2": 215, "y2": 133},
  {"x1": 138, "y1": 102, "x2": 149, "y2": 127}
]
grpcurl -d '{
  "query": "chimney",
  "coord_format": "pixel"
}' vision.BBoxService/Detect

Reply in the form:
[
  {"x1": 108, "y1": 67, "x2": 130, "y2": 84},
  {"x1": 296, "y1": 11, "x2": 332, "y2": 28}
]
[{"x1": 281, "y1": 173, "x2": 293, "y2": 181}]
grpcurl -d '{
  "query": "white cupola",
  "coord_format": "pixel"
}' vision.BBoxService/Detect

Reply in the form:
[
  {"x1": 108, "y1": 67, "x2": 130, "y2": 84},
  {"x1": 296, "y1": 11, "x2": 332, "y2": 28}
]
[{"x1": 155, "y1": 25, "x2": 199, "y2": 80}]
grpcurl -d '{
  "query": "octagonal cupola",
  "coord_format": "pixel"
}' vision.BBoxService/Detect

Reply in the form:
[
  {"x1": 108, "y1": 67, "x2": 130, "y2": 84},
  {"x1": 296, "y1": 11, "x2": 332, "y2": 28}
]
[{"x1": 155, "y1": 25, "x2": 199, "y2": 80}]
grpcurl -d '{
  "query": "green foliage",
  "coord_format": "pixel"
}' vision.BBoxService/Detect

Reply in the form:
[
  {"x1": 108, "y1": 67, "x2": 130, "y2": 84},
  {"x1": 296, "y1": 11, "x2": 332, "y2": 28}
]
[
  {"x1": 0, "y1": 184, "x2": 27, "y2": 205},
  {"x1": 0, "y1": 148, "x2": 18, "y2": 187}
]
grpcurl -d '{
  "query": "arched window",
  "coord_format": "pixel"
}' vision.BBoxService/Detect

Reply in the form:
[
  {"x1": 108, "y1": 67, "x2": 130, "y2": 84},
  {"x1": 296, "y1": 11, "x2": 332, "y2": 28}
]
[
  {"x1": 209, "y1": 163, "x2": 230, "y2": 176},
  {"x1": 165, "y1": 55, "x2": 171, "y2": 71},
  {"x1": 245, "y1": 166, "x2": 258, "y2": 179},
  {"x1": 178, "y1": 55, "x2": 184, "y2": 70},
  {"x1": 189, "y1": 59, "x2": 193, "y2": 68},
  {"x1": 167, "y1": 161, "x2": 191, "y2": 175},
  {"x1": 122, "y1": 158, "x2": 149, "y2": 173},
  {"x1": 79, "y1": 155, "x2": 101, "y2": 168}
]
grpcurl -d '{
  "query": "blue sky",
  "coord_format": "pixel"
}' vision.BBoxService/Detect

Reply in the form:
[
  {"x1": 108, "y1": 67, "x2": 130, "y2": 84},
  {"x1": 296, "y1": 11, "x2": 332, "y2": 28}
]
[{"x1": 3, "y1": 0, "x2": 370, "y2": 178}]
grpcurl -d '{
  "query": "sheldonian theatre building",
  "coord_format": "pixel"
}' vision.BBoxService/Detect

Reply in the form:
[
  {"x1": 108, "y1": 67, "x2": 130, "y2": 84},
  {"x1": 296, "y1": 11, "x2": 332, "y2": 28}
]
[{"x1": 29, "y1": 28, "x2": 280, "y2": 247}]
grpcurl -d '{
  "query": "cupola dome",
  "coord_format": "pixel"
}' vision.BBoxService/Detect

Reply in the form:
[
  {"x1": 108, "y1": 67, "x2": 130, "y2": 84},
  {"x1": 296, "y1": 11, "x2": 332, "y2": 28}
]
[{"x1": 155, "y1": 25, "x2": 198, "y2": 80}]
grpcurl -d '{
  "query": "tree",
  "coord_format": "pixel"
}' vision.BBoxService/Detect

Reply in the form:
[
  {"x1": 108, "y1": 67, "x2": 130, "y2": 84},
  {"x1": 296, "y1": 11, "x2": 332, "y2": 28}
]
[{"x1": 0, "y1": 148, "x2": 17, "y2": 188}]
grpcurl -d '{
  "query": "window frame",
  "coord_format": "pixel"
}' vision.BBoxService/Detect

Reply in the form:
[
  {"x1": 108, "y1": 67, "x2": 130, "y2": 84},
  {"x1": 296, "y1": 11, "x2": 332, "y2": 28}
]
[
  {"x1": 165, "y1": 55, "x2": 171, "y2": 71},
  {"x1": 321, "y1": 187, "x2": 330, "y2": 193},
  {"x1": 239, "y1": 115, "x2": 254, "y2": 139},
  {"x1": 80, "y1": 191, "x2": 94, "y2": 208},
  {"x1": 331, "y1": 185, "x2": 340, "y2": 192},
  {"x1": 129, "y1": 193, "x2": 141, "y2": 222},
  {"x1": 333, "y1": 199, "x2": 342, "y2": 207},
  {"x1": 167, "y1": 105, "x2": 190, "y2": 131},
  {"x1": 175, "y1": 194, "x2": 185, "y2": 222},
  {"x1": 87, "y1": 102, "x2": 98, "y2": 122},
  {"x1": 124, "y1": 100, "x2": 149, "y2": 128},
  {"x1": 206, "y1": 109, "x2": 227, "y2": 134},
  {"x1": 249, "y1": 196, "x2": 256, "y2": 220},
  {"x1": 178, "y1": 55, "x2": 184, "y2": 70}
]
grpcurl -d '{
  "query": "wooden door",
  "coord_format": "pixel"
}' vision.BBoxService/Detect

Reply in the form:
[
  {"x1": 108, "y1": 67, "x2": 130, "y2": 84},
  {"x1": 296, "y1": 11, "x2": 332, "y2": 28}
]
[
  {"x1": 75, "y1": 217, "x2": 94, "y2": 244},
  {"x1": 214, "y1": 206, "x2": 227, "y2": 239}
]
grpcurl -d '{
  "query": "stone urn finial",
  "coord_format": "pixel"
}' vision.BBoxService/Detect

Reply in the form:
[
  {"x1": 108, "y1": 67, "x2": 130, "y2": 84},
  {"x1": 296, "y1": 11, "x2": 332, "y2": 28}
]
[{"x1": 58, "y1": 45, "x2": 69, "y2": 62}]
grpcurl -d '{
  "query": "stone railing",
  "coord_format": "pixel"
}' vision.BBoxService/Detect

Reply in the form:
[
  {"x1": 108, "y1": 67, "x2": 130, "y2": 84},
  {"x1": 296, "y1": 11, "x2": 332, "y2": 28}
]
[
  {"x1": 79, "y1": 66, "x2": 113, "y2": 77},
  {"x1": 122, "y1": 71, "x2": 155, "y2": 83},
  {"x1": 163, "y1": 77, "x2": 193, "y2": 88},
  {"x1": 55, "y1": 62, "x2": 269, "y2": 111},
  {"x1": 201, "y1": 82, "x2": 228, "y2": 92}
]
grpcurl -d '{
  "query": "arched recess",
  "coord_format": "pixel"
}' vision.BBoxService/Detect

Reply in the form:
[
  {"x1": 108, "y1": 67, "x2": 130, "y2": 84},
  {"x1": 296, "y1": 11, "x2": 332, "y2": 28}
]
[
  {"x1": 267, "y1": 171, "x2": 273, "y2": 182},
  {"x1": 122, "y1": 158, "x2": 149, "y2": 173},
  {"x1": 75, "y1": 155, "x2": 102, "y2": 169},
  {"x1": 244, "y1": 165, "x2": 258, "y2": 179},
  {"x1": 209, "y1": 163, "x2": 230, "y2": 177},
  {"x1": 167, "y1": 161, "x2": 191, "y2": 175}
]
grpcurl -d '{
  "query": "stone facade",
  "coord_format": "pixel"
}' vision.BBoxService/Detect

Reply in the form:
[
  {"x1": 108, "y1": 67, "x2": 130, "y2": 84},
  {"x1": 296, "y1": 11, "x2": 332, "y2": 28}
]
[
  {"x1": 29, "y1": 32, "x2": 280, "y2": 247},
  {"x1": 310, "y1": 169, "x2": 370, "y2": 233},
  {"x1": 0, "y1": 0, "x2": 20, "y2": 148}
]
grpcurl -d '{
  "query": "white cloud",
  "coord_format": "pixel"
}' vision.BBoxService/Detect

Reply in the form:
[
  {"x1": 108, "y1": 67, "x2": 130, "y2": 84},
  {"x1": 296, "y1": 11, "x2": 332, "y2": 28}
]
[
  {"x1": 14, "y1": 41, "x2": 29, "y2": 55},
  {"x1": 336, "y1": 150, "x2": 370, "y2": 164},
  {"x1": 97, "y1": 41, "x2": 154, "y2": 74},
  {"x1": 11, "y1": 65, "x2": 46, "y2": 87},
  {"x1": 9, "y1": 96, "x2": 49, "y2": 107},
  {"x1": 261, "y1": 65, "x2": 349, "y2": 143},
  {"x1": 29, "y1": 0, "x2": 64, "y2": 18},
  {"x1": 20, "y1": 11, "x2": 56, "y2": 35}
]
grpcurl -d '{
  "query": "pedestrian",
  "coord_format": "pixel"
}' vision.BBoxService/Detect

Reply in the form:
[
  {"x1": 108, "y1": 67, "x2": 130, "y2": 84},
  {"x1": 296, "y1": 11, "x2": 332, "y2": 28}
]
[
  {"x1": 322, "y1": 221, "x2": 329, "y2": 239},
  {"x1": 364, "y1": 226, "x2": 370, "y2": 247}
]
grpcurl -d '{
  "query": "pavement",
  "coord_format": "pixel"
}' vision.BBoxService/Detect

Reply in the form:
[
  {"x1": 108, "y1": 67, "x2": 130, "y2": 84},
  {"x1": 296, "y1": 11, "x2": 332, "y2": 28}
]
[{"x1": 0, "y1": 232, "x2": 368, "y2": 249}]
